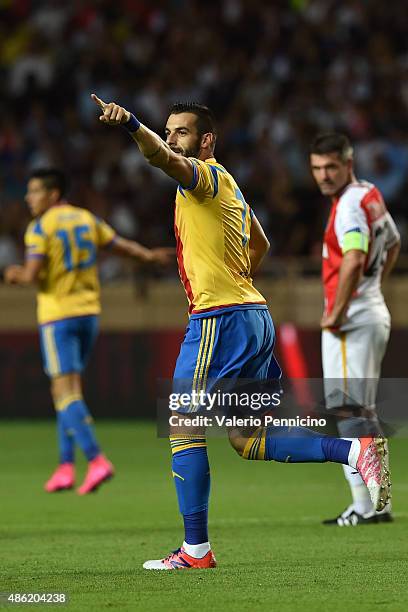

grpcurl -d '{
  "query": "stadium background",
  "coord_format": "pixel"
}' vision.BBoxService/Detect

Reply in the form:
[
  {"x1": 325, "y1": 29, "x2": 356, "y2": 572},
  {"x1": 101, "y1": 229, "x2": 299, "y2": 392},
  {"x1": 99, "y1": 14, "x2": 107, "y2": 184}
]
[
  {"x1": 1, "y1": 0, "x2": 407, "y2": 417},
  {"x1": 1, "y1": 3, "x2": 408, "y2": 610}
]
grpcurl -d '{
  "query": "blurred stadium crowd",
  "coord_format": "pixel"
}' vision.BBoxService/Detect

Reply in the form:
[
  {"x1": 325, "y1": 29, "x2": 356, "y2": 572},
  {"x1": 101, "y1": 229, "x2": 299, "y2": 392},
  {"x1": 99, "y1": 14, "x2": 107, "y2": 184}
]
[{"x1": 1, "y1": 0, "x2": 408, "y2": 278}]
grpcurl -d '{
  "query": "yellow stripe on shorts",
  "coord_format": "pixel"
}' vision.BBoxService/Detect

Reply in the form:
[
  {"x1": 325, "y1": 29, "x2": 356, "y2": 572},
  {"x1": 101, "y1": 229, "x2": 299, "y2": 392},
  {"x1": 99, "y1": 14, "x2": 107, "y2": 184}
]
[
  {"x1": 191, "y1": 318, "x2": 216, "y2": 413},
  {"x1": 43, "y1": 325, "x2": 61, "y2": 377},
  {"x1": 200, "y1": 318, "x2": 216, "y2": 396},
  {"x1": 190, "y1": 318, "x2": 209, "y2": 409}
]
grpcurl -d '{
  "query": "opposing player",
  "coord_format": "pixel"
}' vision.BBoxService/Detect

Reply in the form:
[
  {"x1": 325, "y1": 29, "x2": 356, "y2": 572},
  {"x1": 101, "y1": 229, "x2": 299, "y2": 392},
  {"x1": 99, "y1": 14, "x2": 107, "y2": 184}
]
[
  {"x1": 92, "y1": 95, "x2": 391, "y2": 568},
  {"x1": 311, "y1": 133, "x2": 400, "y2": 526},
  {"x1": 5, "y1": 169, "x2": 173, "y2": 495}
]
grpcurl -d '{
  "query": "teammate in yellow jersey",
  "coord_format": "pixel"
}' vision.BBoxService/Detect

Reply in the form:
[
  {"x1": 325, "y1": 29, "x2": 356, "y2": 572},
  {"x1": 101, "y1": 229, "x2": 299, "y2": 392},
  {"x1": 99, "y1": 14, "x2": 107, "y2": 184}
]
[
  {"x1": 5, "y1": 168, "x2": 173, "y2": 495},
  {"x1": 91, "y1": 95, "x2": 390, "y2": 569}
]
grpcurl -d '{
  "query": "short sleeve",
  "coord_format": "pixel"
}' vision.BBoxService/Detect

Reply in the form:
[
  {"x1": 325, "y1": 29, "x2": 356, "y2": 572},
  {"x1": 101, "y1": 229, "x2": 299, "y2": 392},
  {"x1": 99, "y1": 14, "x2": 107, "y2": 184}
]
[
  {"x1": 182, "y1": 158, "x2": 218, "y2": 199},
  {"x1": 335, "y1": 190, "x2": 370, "y2": 254},
  {"x1": 384, "y1": 211, "x2": 400, "y2": 249},
  {"x1": 95, "y1": 216, "x2": 117, "y2": 248},
  {"x1": 24, "y1": 219, "x2": 47, "y2": 259}
]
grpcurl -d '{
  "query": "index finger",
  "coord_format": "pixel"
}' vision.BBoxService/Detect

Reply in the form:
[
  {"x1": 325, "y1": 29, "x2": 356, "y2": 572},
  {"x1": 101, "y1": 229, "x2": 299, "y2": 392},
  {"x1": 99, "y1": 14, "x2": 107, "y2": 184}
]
[{"x1": 91, "y1": 93, "x2": 107, "y2": 110}]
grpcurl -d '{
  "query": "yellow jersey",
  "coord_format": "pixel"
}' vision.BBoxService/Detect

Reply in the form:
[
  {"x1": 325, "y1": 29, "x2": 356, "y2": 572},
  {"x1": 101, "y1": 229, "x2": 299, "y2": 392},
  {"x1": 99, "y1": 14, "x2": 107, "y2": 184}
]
[
  {"x1": 24, "y1": 203, "x2": 116, "y2": 324},
  {"x1": 174, "y1": 157, "x2": 266, "y2": 315}
]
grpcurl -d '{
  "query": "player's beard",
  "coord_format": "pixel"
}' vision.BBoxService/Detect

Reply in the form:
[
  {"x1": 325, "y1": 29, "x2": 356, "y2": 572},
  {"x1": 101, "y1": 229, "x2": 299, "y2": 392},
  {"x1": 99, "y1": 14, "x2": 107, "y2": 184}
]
[
  {"x1": 170, "y1": 137, "x2": 201, "y2": 158},
  {"x1": 182, "y1": 137, "x2": 201, "y2": 158}
]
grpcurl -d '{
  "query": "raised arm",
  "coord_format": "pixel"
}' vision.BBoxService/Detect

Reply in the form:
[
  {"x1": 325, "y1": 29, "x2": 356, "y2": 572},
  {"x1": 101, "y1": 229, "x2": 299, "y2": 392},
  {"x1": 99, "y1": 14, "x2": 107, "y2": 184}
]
[
  {"x1": 91, "y1": 94, "x2": 194, "y2": 187},
  {"x1": 249, "y1": 214, "x2": 270, "y2": 275}
]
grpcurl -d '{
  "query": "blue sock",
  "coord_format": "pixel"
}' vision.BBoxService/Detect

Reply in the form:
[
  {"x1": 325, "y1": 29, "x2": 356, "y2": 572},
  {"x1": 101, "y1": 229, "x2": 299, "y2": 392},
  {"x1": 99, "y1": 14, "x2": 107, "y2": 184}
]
[
  {"x1": 170, "y1": 437, "x2": 210, "y2": 545},
  {"x1": 264, "y1": 426, "x2": 351, "y2": 464},
  {"x1": 183, "y1": 510, "x2": 208, "y2": 545},
  {"x1": 59, "y1": 396, "x2": 100, "y2": 461},
  {"x1": 56, "y1": 411, "x2": 74, "y2": 463},
  {"x1": 321, "y1": 437, "x2": 352, "y2": 464}
]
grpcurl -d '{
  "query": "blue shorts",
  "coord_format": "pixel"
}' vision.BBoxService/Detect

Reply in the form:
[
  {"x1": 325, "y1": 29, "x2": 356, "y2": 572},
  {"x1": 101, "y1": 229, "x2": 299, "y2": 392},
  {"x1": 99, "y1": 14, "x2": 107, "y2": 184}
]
[
  {"x1": 173, "y1": 307, "x2": 281, "y2": 413},
  {"x1": 39, "y1": 315, "x2": 99, "y2": 377}
]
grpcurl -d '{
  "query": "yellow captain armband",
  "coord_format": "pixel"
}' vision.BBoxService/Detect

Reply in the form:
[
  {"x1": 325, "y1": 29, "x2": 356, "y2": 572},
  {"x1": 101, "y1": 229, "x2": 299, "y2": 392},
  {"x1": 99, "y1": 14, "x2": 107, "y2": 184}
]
[{"x1": 342, "y1": 230, "x2": 369, "y2": 254}]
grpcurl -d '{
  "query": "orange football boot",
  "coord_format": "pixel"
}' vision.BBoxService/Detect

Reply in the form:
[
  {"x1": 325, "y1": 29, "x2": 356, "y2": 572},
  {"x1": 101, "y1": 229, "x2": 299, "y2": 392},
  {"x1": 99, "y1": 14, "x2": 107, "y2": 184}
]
[{"x1": 143, "y1": 547, "x2": 217, "y2": 570}]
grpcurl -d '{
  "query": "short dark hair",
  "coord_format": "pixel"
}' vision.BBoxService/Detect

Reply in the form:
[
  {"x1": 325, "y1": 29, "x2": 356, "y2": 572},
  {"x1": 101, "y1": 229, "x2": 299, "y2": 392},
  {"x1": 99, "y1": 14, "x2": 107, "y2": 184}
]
[
  {"x1": 169, "y1": 102, "x2": 217, "y2": 140},
  {"x1": 310, "y1": 132, "x2": 353, "y2": 162},
  {"x1": 29, "y1": 168, "x2": 67, "y2": 199}
]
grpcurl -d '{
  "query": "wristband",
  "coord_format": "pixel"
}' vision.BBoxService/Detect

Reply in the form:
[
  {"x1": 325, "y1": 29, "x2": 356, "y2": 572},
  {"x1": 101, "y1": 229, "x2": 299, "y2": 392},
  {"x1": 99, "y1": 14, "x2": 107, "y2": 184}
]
[{"x1": 124, "y1": 114, "x2": 141, "y2": 133}]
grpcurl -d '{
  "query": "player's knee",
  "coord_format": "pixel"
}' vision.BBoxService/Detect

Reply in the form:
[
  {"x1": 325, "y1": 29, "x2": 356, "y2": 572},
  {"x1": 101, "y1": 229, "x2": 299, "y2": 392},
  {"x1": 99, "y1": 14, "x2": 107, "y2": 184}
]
[
  {"x1": 169, "y1": 417, "x2": 205, "y2": 438},
  {"x1": 227, "y1": 429, "x2": 247, "y2": 457},
  {"x1": 51, "y1": 373, "x2": 82, "y2": 405}
]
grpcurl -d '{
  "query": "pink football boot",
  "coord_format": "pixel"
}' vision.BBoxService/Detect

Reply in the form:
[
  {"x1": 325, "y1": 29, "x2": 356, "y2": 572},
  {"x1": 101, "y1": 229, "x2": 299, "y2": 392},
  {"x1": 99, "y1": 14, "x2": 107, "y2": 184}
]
[
  {"x1": 44, "y1": 463, "x2": 75, "y2": 492},
  {"x1": 355, "y1": 437, "x2": 391, "y2": 511},
  {"x1": 77, "y1": 454, "x2": 114, "y2": 495}
]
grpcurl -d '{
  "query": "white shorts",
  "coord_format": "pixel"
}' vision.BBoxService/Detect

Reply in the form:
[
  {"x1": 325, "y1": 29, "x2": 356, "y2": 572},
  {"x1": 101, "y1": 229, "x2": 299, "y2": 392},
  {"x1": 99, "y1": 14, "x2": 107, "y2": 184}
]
[{"x1": 322, "y1": 323, "x2": 390, "y2": 409}]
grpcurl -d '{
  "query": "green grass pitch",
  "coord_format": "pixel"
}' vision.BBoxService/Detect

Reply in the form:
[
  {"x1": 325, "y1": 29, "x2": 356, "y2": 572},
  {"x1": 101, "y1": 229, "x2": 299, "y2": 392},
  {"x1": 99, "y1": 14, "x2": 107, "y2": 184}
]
[{"x1": 1, "y1": 421, "x2": 407, "y2": 611}]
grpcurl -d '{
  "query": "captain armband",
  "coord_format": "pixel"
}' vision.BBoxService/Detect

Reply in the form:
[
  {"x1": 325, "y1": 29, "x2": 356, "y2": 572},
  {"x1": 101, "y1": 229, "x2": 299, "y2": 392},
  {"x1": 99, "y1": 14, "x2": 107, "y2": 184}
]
[{"x1": 342, "y1": 230, "x2": 369, "y2": 254}]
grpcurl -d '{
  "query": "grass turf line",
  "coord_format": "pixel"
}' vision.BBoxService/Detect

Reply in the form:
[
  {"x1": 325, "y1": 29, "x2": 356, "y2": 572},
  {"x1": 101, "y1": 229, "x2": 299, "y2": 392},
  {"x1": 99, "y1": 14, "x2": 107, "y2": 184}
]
[{"x1": 1, "y1": 421, "x2": 407, "y2": 611}]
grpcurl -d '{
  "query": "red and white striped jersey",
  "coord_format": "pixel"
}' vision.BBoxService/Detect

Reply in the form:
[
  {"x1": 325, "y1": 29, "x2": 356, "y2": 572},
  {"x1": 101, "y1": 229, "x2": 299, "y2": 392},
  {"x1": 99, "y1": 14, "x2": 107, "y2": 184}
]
[{"x1": 322, "y1": 181, "x2": 400, "y2": 328}]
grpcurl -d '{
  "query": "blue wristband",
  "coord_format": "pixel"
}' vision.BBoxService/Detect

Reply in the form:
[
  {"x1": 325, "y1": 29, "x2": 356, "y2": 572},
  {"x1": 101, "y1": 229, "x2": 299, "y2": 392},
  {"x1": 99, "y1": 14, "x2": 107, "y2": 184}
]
[{"x1": 124, "y1": 114, "x2": 141, "y2": 133}]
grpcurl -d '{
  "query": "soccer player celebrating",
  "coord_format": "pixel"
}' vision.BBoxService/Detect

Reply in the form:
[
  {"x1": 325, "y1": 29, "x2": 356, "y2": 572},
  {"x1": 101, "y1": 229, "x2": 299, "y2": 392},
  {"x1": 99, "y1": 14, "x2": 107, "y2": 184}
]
[
  {"x1": 5, "y1": 169, "x2": 173, "y2": 495},
  {"x1": 310, "y1": 133, "x2": 401, "y2": 526},
  {"x1": 92, "y1": 95, "x2": 391, "y2": 568}
]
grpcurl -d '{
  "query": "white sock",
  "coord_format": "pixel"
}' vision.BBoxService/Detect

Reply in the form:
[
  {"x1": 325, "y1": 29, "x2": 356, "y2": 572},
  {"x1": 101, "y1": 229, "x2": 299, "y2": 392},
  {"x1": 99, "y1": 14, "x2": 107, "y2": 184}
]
[
  {"x1": 342, "y1": 464, "x2": 373, "y2": 515},
  {"x1": 342, "y1": 462, "x2": 364, "y2": 487},
  {"x1": 346, "y1": 438, "x2": 361, "y2": 470},
  {"x1": 351, "y1": 485, "x2": 375, "y2": 516},
  {"x1": 183, "y1": 541, "x2": 210, "y2": 558}
]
